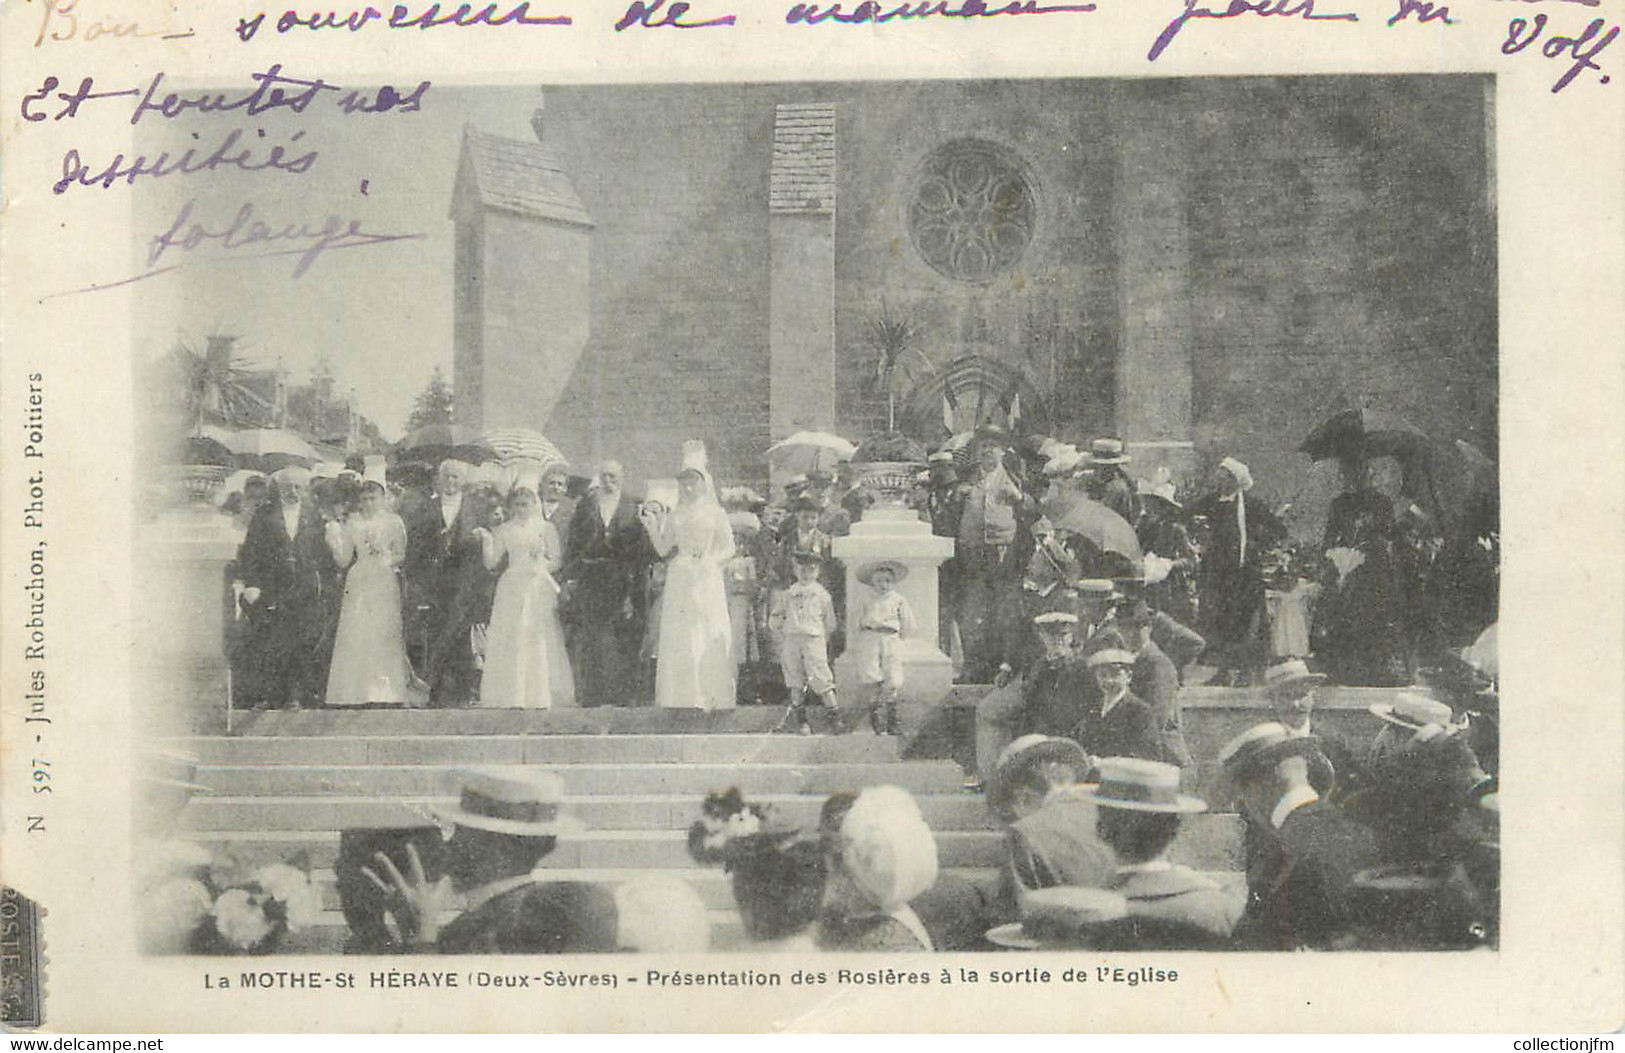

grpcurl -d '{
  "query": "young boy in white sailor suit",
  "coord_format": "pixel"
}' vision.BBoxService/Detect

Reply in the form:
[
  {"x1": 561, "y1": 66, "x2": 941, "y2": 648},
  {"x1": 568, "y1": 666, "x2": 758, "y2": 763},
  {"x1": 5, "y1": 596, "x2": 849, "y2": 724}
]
[
  {"x1": 769, "y1": 550, "x2": 842, "y2": 734},
  {"x1": 851, "y1": 559, "x2": 917, "y2": 736}
]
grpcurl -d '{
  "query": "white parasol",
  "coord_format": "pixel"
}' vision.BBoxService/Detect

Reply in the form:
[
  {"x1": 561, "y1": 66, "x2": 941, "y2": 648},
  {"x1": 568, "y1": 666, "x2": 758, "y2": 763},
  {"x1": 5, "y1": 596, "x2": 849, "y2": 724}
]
[{"x1": 765, "y1": 431, "x2": 857, "y2": 475}]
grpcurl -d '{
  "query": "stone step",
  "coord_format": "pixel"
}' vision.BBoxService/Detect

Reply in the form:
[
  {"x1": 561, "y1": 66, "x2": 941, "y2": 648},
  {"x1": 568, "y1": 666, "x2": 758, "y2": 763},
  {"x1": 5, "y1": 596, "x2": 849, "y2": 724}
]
[
  {"x1": 275, "y1": 907, "x2": 751, "y2": 955},
  {"x1": 181, "y1": 793, "x2": 999, "y2": 833},
  {"x1": 178, "y1": 734, "x2": 904, "y2": 767},
  {"x1": 182, "y1": 811, "x2": 1245, "y2": 871},
  {"x1": 194, "y1": 760, "x2": 968, "y2": 797},
  {"x1": 226, "y1": 706, "x2": 791, "y2": 737},
  {"x1": 307, "y1": 865, "x2": 1002, "y2": 912},
  {"x1": 186, "y1": 827, "x2": 1010, "y2": 869}
]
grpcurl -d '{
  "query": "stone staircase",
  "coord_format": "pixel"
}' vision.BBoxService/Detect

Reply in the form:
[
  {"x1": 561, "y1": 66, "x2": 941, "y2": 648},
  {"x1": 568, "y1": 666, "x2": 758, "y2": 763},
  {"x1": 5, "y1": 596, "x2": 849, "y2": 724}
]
[{"x1": 168, "y1": 706, "x2": 1249, "y2": 952}]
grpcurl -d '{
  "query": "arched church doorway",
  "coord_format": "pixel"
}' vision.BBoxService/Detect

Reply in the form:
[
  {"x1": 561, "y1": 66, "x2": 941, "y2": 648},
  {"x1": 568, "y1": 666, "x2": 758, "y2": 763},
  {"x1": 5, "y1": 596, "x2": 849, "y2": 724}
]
[{"x1": 900, "y1": 355, "x2": 1051, "y2": 443}]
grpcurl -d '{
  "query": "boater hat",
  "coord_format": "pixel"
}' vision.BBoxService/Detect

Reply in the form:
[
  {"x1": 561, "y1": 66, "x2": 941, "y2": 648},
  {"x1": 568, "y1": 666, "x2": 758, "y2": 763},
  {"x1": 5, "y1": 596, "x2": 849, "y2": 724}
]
[
  {"x1": 1369, "y1": 693, "x2": 1454, "y2": 732},
  {"x1": 1086, "y1": 648, "x2": 1137, "y2": 669},
  {"x1": 1217, "y1": 722, "x2": 1326, "y2": 785},
  {"x1": 984, "y1": 735, "x2": 1090, "y2": 820},
  {"x1": 1077, "y1": 757, "x2": 1207, "y2": 814},
  {"x1": 434, "y1": 768, "x2": 584, "y2": 838},
  {"x1": 1263, "y1": 658, "x2": 1329, "y2": 699},
  {"x1": 1077, "y1": 578, "x2": 1123, "y2": 601},
  {"x1": 1033, "y1": 610, "x2": 1080, "y2": 630},
  {"x1": 1089, "y1": 438, "x2": 1131, "y2": 465},
  {"x1": 856, "y1": 559, "x2": 908, "y2": 586}
]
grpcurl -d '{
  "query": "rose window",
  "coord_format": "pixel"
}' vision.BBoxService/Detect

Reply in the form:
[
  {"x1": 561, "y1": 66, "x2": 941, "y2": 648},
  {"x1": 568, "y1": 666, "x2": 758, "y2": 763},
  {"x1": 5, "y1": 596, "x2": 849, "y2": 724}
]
[{"x1": 908, "y1": 140, "x2": 1037, "y2": 283}]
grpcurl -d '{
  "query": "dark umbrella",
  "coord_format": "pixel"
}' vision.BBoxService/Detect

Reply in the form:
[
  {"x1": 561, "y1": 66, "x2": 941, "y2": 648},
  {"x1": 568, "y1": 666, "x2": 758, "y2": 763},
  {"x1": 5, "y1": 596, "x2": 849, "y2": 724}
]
[
  {"x1": 394, "y1": 423, "x2": 494, "y2": 465},
  {"x1": 1300, "y1": 408, "x2": 1431, "y2": 464}
]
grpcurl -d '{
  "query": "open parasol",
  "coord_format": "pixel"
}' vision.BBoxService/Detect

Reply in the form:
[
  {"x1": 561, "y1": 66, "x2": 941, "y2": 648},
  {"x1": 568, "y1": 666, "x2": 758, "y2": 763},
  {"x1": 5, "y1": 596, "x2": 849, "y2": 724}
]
[
  {"x1": 765, "y1": 431, "x2": 857, "y2": 476},
  {"x1": 1299, "y1": 408, "x2": 1430, "y2": 464},
  {"x1": 477, "y1": 427, "x2": 567, "y2": 468},
  {"x1": 216, "y1": 427, "x2": 321, "y2": 460},
  {"x1": 394, "y1": 423, "x2": 493, "y2": 465},
  {"x1": 1045, "y1": 497, "x2": 1142, "y2": 562}
]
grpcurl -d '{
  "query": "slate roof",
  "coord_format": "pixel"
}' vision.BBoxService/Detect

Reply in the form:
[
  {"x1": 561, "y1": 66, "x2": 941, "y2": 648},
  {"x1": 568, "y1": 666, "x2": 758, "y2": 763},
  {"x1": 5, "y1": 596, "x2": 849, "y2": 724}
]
[
  {"x1": 454, "y1": 127, "x2": 593, "y2": 228},
  {"x1": 770, "y1": 104, "x2": 836, "y2": 215}
]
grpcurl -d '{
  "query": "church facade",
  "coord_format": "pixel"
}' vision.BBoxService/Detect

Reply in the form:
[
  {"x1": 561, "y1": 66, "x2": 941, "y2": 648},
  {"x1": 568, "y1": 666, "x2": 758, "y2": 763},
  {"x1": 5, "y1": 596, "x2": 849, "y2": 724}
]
[{"x1": 449, "y1": 75, "x2": 1496, "y2": 513}]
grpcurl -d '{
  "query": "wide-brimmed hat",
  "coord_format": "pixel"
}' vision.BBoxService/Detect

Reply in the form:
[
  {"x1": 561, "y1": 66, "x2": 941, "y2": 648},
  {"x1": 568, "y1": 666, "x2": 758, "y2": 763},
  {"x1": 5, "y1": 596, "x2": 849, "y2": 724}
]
[
  {"x1": 1136, "y1": 471, "x2": 1181, "y2": 508},
  {"x1": 1263, "y1": 658, "x2": 1329, "y2": 699},
  {"x1": 985, "y1": 735, "x2": 1089, "y2": 819},
  {"x1": 1369, "y1": 693, "x2": 1454, "y2": 732},
  {"x1": 856, "y1": 559, "x2": 908, "y2": 586},
  {"x1": 1003, "y1": 886, "x2": 1130, "y2": 948},
  {"x1": 926, "y1": 450, "x2": 955, "y2": 465},
  {"x1": 1077, "y1": 757, "x2": 1206, "y2": 814},
  {"x1": 434, "y1": 768, "x2": 584, "y2": 838},
  {"x1": 1076, "y1": 578, "x2": 1123, "y2": 601},
  {"x1": 1089, "y1": 438, "x2": 1131, "y2": 465},
  {"x1": 1217, "y1": 722, "x2": 1326, "y2": 785},
  {"x1": 1086, "y1": 648, "x2": 1136, "y2": 669},
  {"x1": 1032, "y1": 610, "x2": 1079, "y2": 630}
]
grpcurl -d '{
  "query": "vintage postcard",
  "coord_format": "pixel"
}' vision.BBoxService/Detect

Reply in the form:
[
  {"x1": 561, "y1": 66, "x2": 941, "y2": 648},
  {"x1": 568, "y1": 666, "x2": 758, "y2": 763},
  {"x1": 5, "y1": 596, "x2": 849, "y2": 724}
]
[{"x1": 1, "y1": 0, "x2": 1621, "y2": 1033}]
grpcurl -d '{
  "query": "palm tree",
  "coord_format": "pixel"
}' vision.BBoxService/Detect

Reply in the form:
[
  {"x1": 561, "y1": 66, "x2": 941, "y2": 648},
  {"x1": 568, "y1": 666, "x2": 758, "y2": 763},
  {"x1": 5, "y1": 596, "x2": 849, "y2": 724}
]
[
  {"x1": 868, "y1": 300, "x2": 932, "y2": 432},
  {"x1": 169, "y1": 334, "x2": 275, "y2": 434}
]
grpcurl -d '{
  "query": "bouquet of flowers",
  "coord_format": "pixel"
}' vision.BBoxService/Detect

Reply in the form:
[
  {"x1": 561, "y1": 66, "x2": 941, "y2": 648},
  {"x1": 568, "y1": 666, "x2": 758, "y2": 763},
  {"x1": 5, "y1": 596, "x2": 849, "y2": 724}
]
[
  {"x1": 137, "y1": 841, "x2": 322, "y2": 955},
  {"x1": 686, "y1": 788, "x2": 774, "y2": 865}
]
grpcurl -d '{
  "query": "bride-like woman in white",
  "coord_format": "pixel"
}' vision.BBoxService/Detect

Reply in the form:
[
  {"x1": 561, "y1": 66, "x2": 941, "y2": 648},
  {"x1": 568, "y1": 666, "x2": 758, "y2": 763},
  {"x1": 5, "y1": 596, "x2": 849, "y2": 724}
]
[
  {"x1": 324, "y1": 460, "x2": 424, "y2": 706},
  {"x1": 473, "y1": 466, "x2": 576, "y2": 709},
  {"x1": 641, "y1": 440, "x2": 736, "y2": 710}
]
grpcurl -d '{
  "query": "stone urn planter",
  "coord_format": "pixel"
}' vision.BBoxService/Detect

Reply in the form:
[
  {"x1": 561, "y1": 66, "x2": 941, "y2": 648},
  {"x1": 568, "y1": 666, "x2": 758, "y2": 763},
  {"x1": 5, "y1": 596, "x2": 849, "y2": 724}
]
[{"x1": 851, "y1": 432, "x2": 927, "y2": 509}]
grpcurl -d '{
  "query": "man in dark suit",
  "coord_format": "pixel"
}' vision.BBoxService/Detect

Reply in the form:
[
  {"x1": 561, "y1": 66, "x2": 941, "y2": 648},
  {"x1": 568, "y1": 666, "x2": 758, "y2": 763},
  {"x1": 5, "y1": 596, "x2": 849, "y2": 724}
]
[
  {"x1": 237, "y1": 467, "x2": 334, "y2": 709},
  {"x1": 1219, "y1": 722, "x2": 1380, "y2": 950},
  {"x1": 562, "y1": 461, "x2": 652, "y2": 708},
  {"x1": 362, "y1": 769, "x2": 620, "y2": 954},
  {"x1": 1072, "y1": 641, "x2": 1164, "y2": 764},
  {"x1": 1189, "y1": 456, "x2": 1285, "y2": 685},
  {"x1": 404, "y1": 459, "x2": 494, "y2": 707},
  {"x1": 538, "y1": 462, "x2": 577, "y2": 557},
  {"x1": 1116, "y1": 598, "x2": 1193, "y2": 769}
]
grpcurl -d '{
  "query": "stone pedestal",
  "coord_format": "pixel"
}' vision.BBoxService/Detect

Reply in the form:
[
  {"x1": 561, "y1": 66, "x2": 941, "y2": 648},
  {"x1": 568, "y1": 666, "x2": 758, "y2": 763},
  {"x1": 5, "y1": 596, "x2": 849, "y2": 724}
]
[
  {"x1": 832, "y1": 504, "x2": 955, "y2": 706},
  {"x1": 135, "y1": 499, "x2": 240, "y2": 736}
]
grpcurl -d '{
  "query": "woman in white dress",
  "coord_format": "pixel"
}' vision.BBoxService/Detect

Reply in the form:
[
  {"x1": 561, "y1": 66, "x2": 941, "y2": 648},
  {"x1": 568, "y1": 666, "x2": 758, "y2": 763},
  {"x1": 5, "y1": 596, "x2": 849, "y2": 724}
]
[
  {"x1": 324, "y1": 477, "x2": 423, "y2": 707},
  {"x1": 642, "y1": 440, "x2": 736, "y2": 710},
  {"x1": 473, "y1": 477, "x2": 576, "y2": 709}
]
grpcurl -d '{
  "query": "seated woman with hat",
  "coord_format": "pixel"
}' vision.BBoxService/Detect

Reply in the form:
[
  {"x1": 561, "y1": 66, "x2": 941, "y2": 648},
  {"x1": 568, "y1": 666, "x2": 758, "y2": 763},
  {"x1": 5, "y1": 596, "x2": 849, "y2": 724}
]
[
  {"x1": 688, "y1": 788, "x2": 827, "y2": 952},
  {"x1": 818, "y1": 786, "x2": 940, "y2": 952}
]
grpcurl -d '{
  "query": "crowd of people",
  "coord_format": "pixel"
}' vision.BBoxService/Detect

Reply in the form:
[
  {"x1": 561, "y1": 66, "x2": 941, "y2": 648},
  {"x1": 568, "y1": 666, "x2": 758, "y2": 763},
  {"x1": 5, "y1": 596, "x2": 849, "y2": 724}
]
[
  {"x1": 222, "y1": 423, "x2": 1497, "y2": 718},
  {"x1": 200, "y1": 421, "x2": 1502, "y2": 954},
  {"x1": 335, "y1": 646, "x2": 1498, "y2": 954}
]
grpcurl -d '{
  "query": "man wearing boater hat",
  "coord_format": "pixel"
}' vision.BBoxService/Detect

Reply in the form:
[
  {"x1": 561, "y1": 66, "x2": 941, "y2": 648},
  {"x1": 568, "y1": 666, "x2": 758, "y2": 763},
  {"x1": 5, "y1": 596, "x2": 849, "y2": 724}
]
[
  {"x1": 1081, "y1": 757, "x2": 1246, "y2": 948},
  {"x1": 1219, "y1": 723, "x2": 1379, "y2": 950},
  {"x1": 1261, "y1": 657, "x2": 1358, "y2": 798},
  {"x1": 1073, "y1": 634, "x2": 1165, "y2": 764},
  {"x1": 1084, "y1": 438, "x2": 1141, "y2": 525},
  {"x1": 364, "y1": 768, "x2": 618, "y2": 953}
]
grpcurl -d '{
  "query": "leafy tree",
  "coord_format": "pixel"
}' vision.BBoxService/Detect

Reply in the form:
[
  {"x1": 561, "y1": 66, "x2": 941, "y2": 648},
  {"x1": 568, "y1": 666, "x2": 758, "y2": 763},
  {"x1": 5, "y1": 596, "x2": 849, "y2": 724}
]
[{"x1": 405, "y1": 366, "x2": 455, "y2": 433}]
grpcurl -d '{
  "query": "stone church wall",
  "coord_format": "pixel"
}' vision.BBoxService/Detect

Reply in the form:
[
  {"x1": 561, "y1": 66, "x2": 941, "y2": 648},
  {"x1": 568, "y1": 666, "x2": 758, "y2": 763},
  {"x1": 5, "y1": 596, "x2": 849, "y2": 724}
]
[{"x1": 535, "y1": 76, "x2": 1495, "y2": 526}]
